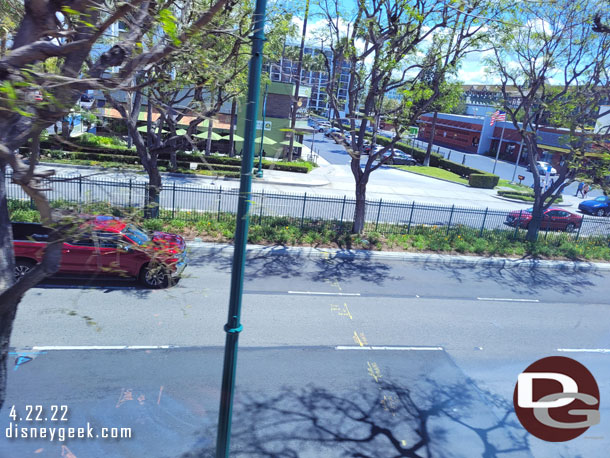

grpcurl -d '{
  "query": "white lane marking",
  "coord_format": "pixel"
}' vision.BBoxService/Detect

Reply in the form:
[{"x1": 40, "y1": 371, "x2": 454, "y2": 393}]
[
  {"x1": 288, "y1": 291, "x2": 361, "y2": 296},
  {"x1": 477, "y1": 297, "x2": 540, "y2": 303},
  {"x1": 335, "y1": 346, "x2": 443, "y2": 351},
  {"x1": 557, "y1": 348, "x2": 610, "y2": 353},
  {"x1": 32, "y1": 345, "x2": 175, "y2": 351}
]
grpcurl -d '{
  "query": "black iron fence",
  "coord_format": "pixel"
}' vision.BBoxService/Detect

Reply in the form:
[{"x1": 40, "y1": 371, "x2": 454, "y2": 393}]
[{"x1": 6, "y1": 174, "x2": 610, "y2": 245}]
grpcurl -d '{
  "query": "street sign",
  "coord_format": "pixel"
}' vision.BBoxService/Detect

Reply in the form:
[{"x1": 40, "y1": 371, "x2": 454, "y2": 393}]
[{"x1": 256, "y1": 120, "x2": 272, "y2": 131}]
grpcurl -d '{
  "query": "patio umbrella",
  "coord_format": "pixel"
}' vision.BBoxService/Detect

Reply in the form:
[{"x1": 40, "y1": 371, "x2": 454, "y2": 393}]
[
  {"x1": 175, "y1": 129, "x2": 187, "y2": 135},
  {"x1": 253, "y1": 136, "x2": 277, "y2": 145},
  {"x1": 279, "y1": 139, "x2": 305, "y2": 148},
  {"x1": 219, "y1": 134, "x2": 244, "y2": 142},
  {"x1": 194, "y1": 131, "x2": 222, "y2": 140},
  {"x1": 137, "y1": 125, "x2": 168, "y2": 133}
]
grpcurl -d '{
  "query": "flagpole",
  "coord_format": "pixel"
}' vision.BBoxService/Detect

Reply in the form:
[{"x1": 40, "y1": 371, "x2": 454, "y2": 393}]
[
  {"x1": 492, "y1": 121, "x2": 506, "y2": 175},
  {"x1": 510, "y1": 139, "x2": 524, "y2": 183}
]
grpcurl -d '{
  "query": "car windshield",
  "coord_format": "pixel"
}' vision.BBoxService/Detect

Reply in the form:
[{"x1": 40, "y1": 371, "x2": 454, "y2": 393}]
[{"x1": 123, "y1": 224, "x2": 150, "y2": 245}]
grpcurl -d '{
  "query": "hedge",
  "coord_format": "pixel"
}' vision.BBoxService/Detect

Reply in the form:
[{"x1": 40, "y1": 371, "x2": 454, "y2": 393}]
[
  {"x1": 497, "y1": 189, "x2": 563, "y2": 203},
  {"x1": 41, "y1": 150, "x2": 311, "y2": 173},
  {"x1": 469, "y1": 173, "x2": 500, "y2": 189}
]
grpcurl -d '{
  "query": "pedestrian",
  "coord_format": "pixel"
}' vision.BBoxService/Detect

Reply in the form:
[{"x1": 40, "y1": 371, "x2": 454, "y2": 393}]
[
  {"x1": 583, "y1": 183, "x2": 590, "y2": 199},
  {"x1": 575, "y1": 181, "x2": 584, "y2": 197}
]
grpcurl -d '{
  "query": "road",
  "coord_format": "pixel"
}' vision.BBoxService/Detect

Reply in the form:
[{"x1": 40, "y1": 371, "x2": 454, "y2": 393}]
[{"x1": 3, "y1": 245, "x2": 610, "y2": 457}]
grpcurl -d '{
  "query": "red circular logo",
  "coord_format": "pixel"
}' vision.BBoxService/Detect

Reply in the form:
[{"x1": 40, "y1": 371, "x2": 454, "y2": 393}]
[{"x1": 513, "y1": 356, "x2": 600, "y2": 442}]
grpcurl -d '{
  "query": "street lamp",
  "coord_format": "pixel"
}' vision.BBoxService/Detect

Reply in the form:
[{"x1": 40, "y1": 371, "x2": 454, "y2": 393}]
[{"x1": 256, "y1": 83, "x2": 269, "y2": 178}]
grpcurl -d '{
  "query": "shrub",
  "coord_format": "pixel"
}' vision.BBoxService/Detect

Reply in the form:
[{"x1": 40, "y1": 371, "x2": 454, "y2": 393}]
[{"x1": 469, "y1": 173, "x2": 500, "y2": 189}]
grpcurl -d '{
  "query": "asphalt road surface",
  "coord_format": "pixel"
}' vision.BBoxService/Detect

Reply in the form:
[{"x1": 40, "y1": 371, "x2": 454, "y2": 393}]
[{"x1": 3, "y1": 246, "x2": 610, "y2": 457}]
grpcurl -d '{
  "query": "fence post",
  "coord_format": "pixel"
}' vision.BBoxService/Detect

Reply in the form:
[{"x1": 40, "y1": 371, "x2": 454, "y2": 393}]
[
  {"x1": 446, "y1": 205, "x2": 455, "y2": 235},
  {"x1": 479, "y1": 207, "x2": 488, "y2": 238},
  {"x1": 407, "y1": 201, "x2": 415, "y2": 234},
  {"x1": 128, "y1": 179, "x2": 132, "y2": 208},
  {"x1": 217, "y1": 186, "x2": 222, "y2": 221},
  {"x1": 513, "y1": 210, "x2": 522, "y2": 240},
  {"x1": 575, "y1": 216, "x2": 582, "y2": 241},
  {"x1": 339, "y1": 195, "x2": 346, "y2": 229},
  {"x1": 462, "y1": 155, "x2": 466, "y2": 165},
  {"x1": 375, "y1": 198, "x2": 382, "y2": 231},
  {"x1": 300, "y1": 192, "x2": 307, "y2": 229},
  {"x1": 78, "y1": 175, "x2": 83, "y2": 206},
  {"x1": 447, "y1": 151, "x2": 451, "y2": 160},
  {"x1": 258, "y1": 189, "x2": 264, "y2": 225},
  {"x1": 172, "y1": 181, "x2": 176, "y2": 219}
]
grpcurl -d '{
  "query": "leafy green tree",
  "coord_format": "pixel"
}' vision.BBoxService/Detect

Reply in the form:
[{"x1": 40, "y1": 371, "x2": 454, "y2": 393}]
[
  {"x1": 0, "y1": 0, "x2": 233, "y2": 410},
  {"x1": 486, "y1": 0, "x2": 610, "y2": 241}
]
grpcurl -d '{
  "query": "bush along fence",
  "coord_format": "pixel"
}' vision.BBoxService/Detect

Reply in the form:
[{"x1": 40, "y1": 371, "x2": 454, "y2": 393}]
[{"x1": 6, "y1": 174, "x2": 610, "y2": 248}]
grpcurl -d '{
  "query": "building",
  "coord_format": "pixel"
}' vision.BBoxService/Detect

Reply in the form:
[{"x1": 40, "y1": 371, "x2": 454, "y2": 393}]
[
  {"x1": 235, "y1": 81, "x2": 312, "y2": 158},
  {"x1": 417, "y1": 112, "x2": 576, "y2": 166},
  {"x1": 265, "y1": 43, "x2": 351, "y2": 118}
]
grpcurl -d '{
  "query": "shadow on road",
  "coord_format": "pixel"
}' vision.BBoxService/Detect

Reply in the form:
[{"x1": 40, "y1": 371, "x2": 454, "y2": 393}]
[
  {"x1": 189, "y1": 246, "x2": 403, "y2": 285},
  {"x1": 421, "y1": 257, "x2": 601, "y2": 296},
  {"x1": 182, "y1": 377, "x2": 530, "y2": 457},
  {"x1": 33, "y1": 275, "x2": 158, "y2": 298}
]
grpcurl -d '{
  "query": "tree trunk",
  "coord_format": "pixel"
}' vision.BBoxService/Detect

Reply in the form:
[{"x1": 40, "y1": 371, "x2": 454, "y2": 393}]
[
  {"x1": 352, "y1": 181, "x2": 367, "y2": 234},
  {"x1": 424, "y1": 111, "x2": 438, "y2": 167},
  {"x1": 61, "y1": 118, "x2": 70, "y2": 139},
  {"x1": 526, "y1": 203, "x2": 543, "y2": 242},
  {"x1": 205, "y1": 119, "x2": 213, "y2": 157},
  {"x1": 229, "y1": 99, "x2": 237, "y2": 157},
  {"x1": 145, "y1": 167, "x2": 162, "y2": 219}
]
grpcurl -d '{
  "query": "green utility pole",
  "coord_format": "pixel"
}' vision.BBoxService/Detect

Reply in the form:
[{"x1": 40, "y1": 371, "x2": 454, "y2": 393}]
[
  {"x1": 256, "y1": 83, "x2": 269, "y2": 178},
  {"x1": 215, "y1": 0, "x2": 267, "y2": 456}
]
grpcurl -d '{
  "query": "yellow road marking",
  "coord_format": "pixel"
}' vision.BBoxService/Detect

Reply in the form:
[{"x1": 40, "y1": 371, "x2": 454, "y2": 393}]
[
  {"x1": 353, "y1": 331, "x2": 368, "y2": 346},
  {"x1": 367, "y1": 361, "x2": 382, "y2": 383}
]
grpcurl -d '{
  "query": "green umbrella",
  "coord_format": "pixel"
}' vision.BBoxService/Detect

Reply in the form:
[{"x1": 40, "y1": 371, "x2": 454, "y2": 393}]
[
  {"x1": 279, "y1": 139, "x2": 305, "y2": 148},
  {"x1": 137, "y1": 125, "x2": 168, "y2": 133},
  {"x1": 175, "y1": 129, "x2": 187, "y2": 135},
  {"x1": 219, "y1": 134, "x2": 244, "y2": 142},
  {"x1": 194, "y1": 131, "x2": 222, "y2": 140},
  {"x1": 253, "y1": 136, "x2": 277, "y2": 145}
]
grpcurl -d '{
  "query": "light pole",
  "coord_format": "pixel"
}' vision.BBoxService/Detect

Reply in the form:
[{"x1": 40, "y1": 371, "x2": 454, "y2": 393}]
[
  {"x1": 215, "y1": 0, "x2": 267, "y2": 456},
  {"x1": 510, "y1": 139, "x2": 524, "y2": 184},
  {"x1": 256, "y1": 83, "x2": 268, "y2": 178}
]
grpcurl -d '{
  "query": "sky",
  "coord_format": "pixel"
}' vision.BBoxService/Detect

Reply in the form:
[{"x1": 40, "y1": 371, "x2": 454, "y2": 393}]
[{"x1": 289, "y1": 15, "x2": 497, "y2": 85}]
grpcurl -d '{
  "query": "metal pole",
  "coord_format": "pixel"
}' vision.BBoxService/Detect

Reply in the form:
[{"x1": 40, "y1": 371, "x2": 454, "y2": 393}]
[
  {"x1": 216, "y1": 0, "x2": 267, "y2": 455},
  {"x1": 493, "y1": 123, "x2": 506, "y2": 174},
  {"x1": 446, "y1": 205, "x2": 455, "y2": 236},
  {"x1": 172, "y1": 181, "x2": 176, "y2": 219},
  {"x1": 300, "y1": 192, "x2": 307, "y2": 229},
  {"x1": 256, "y1": 83, "x2": 268, "y2": 178},
  {"x1": 510, "y1": 139, "x2": 524, "y2": 184},
  {"x1": 479, "y1": 207, "x2": 488, "y2": 238},
  {"x1": 375, "y1": 198, "x2": 382, "y2": 231}
]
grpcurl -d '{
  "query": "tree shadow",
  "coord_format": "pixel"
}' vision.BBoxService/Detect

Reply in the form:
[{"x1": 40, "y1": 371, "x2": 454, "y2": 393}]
[
  {"x1": 189, "y1": 246, "x2": 402, "y2": 286},
  {"x1": 418, "y1": 256, "x2": 601, "y2": 296},
  {"x1": 182, "y1": 376, "x2": 530, "y2": 457}
]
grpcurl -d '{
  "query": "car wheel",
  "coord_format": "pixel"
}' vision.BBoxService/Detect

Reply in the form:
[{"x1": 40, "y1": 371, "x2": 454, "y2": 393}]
[
  {"x1": 140, "y1": 263, "x2": 170, "y2": 289},
  {"x1": 595, "y1": 209, "x2": 605, "y2": 217},
  {"x1": 14, "y1": 259, "x2": 35, "y2": 281},
  {"x1": 565, "y1": 223, "x2": 576, "y2": 233}
]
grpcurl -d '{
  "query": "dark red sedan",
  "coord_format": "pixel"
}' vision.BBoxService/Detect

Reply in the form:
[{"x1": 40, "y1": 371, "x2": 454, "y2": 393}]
[
  {"x1": 505, "y1": 207, "x2": 583, "y2": 232},
  {"x1": 12, "y1": 216, "x2": 187, "y2": 288}
]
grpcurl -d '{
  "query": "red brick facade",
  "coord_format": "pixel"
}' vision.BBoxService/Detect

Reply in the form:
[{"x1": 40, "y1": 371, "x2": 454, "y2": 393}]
[{"x1": 418, "y1": 116, "x2": 482, "y2": 153}]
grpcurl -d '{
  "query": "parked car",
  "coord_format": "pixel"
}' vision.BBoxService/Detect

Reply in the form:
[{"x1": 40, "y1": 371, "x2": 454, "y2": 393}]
[
  {"x1": 528, "y1": 161, "x2": 557, "y2": 176},
  {"x1": 504, "y1": 207, "x2": 582, "y2": 232},
  {"x1": 343, "y1": 133, "x2": 352, "y2": 145},
  {"x1": 578, "y1": 195, "x2": 610, "y2": 217},
  {"x1": 362, "y1": 143, "x2": 379, "y2": 155},
  {"x1": 324, "y1": 127, "x2": 341, "y2": 137},
  {"x1": 376, "y1": 149, "x2": 418, "y2": 165},
  {"x1": 12, "y1": 216, "x2": 188, "y2": 288}
]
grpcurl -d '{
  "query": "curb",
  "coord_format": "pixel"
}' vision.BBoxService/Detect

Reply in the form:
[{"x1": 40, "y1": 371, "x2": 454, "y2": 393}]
[
  {"x1": 391, "y1": 167, "x2": 471, "y2": 188},
  {"x1": 186, "y1": 241, "x2": 610, "y2": 272}
]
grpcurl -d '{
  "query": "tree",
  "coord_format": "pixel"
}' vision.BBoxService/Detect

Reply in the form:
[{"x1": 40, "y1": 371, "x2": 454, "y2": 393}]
[
  {"x1": 486, "y1": 0, "x2": 610, "y2": 241},
  {"x1": 0, "y1": 0, "x2": 234, "y2": 410},
  {"x1": 318, "y1": 0, "x2": 503, "y2": 233}
]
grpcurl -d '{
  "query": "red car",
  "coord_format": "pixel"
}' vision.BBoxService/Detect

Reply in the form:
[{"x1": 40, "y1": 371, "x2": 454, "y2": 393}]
[
  {"x1": 505, "y1": 207, "x2": 583, "y2": 232},
  {"x1": 12, "y1": 216, "x2": 187, "y2": 288}
]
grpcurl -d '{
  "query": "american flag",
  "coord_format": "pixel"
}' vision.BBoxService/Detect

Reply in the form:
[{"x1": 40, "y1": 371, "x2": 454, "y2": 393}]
[{"x1": 490, "y1": 110, "x2": 506, "y2": 126}]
